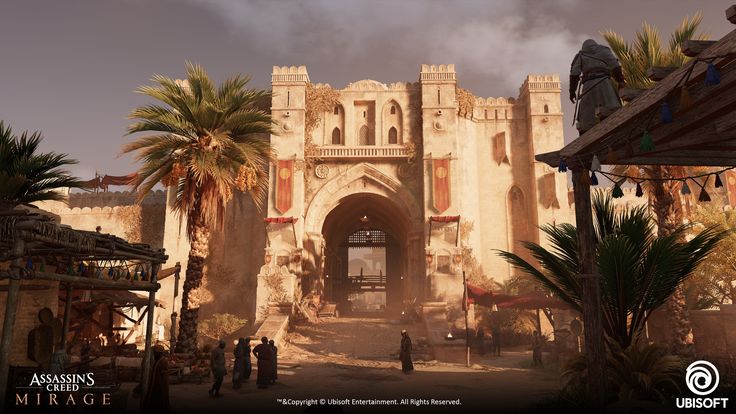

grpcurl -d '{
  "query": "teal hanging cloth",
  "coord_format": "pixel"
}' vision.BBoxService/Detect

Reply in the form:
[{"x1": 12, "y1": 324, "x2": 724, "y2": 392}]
[{"x1": 705, "y1": 63, "x2": 721, "y2": 85}]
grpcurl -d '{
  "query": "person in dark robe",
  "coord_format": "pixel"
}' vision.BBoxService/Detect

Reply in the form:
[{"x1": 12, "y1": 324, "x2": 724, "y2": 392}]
[
  {"x1": 141, "y1": 345, "x2": 170, "y2": 413},
  {"x1": 491, "y1": 324, "x2": 502, "y2": 356},
  {"x1": 269, "y1": 339, "x2": 278, "y2": 384},
  {"x1": 399, "y1": 330, "x2": 414, "y2": 374},
  {"x1": 233, "y1": 338, "x2": 246, "y2": 389},
  {"x1": 569, "y1": 39, "x2": 626, "y2": 134},
  {"x1": 209, "y1": 340, "x2": 227, "y2": 397},
  {"x1": 78, "y1": 339, "x2": 91, "y2": 373},
  {"x1": 252, "y1": 336, "x2": 272, "y2": 388},
  {"x1": 244, "y1": 338, "x2": 252, "y2": 380},
  {"x1": 532, "y1": 331, "x2": 544, "y2": 368},
  {"x1": 476, "y1": 327, "x2": 486, "y2": 356}
]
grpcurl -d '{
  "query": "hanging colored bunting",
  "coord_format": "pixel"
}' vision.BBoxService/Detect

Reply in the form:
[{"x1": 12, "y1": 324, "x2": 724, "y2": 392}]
[
  {"x1": 275, "y1": 159, "x2": 294, "y2": 214},
  {"x1": 705, "y1": 63, "x2": 721, "y2": 85},
  {"x1": 432, "y1": 157, "x2": 451, "y2": 213}
]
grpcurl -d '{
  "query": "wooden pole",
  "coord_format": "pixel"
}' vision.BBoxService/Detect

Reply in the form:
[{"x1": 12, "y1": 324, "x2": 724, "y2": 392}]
[
  {"x1": 463, "y1": 271, "x2": 470, "y2": 368},
  {"x1": 60, "y1": 283, "x2": 73, "y2": 349},
  {"x1": 0, "y1": 238, "x2": 24, "y2": 405},
  {"x1": 170, "y1": 262, "x2": 180, "y2": 352},
  {"x1": 571, "y1": 168, "x2": 606, "y2": 406},
  {"x1": 140, "y1": 263, "x2": 160, "y2": 396},
  {"x1": 0, "y1": 270, "x2": 160, "y2": 291}
]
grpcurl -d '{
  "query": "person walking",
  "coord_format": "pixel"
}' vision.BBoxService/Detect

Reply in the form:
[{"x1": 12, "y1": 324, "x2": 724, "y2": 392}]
[
  {"x1": 252, "y1": 337, "x2": 272, "y2": 388},
  {"x1": 476, "y1": 327, "x2": 486, "y2": 356},
  {"x1": 532, "y1": 331, "x2": 544, "y2": 368},
  {"x1": 491, "y1": 323, "x2": 501, "y2": 356},
  {"x1": 268, "y1": 339, "x2": 278, "y2": 384},
  {"x1": 399, "y1": 330, "x2": 414, "y2": 374},
  {"x1": 209, "y1": 340, "x2": 227, "y2": 397},
  {"x1": 233, "y1": 338, "x2": 246, "y2": 389},
  {"x1": 244, "y1": 337, "x2": 252, "y2": 381},
  {"x1": 141, "y1": 345, "x2": 170, "y2": 412}
]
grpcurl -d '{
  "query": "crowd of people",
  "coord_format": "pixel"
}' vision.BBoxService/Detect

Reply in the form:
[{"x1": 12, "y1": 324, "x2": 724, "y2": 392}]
[{"x1": 208, "y1": 336, "x2": 279, "y2": 397}]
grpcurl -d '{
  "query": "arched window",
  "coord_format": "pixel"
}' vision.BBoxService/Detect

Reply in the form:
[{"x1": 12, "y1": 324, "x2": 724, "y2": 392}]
[
  {"x1": 390, "y1": 105, "x2": 396, "y2": 115},
  {"x1": 388, "y1": 127, "x2": 398, "y2": 144},
  {"x1": 495, "y1": 109, "x2": 498, "y2": 119},
  {"x1": 331, "y1": 127, "x2": 341, "y2": 145},
  {"x1": 543, "y1": 104, "x2": 549, "y2": 114},
  {"x1": 334, "y1": 106, "x2": 339, "y2": 115},
  {"x1": 359, "y1": 125, "x2": 370, "y2": 145},
  {"x1": 484, "y1": 109, "x2": 488, "y2": 119}
]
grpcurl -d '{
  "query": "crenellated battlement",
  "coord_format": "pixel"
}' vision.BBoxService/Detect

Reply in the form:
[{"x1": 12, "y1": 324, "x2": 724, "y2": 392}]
[
  {"x1": 271, "y1": 65, "x2": 310, "y2": 83},
  {"x1": 64, "y1": 190, "x2": 166, "y2": 209},
  {"x1": 520, "y1": 74, "x2": 561, "y2": 93},
  {"x1": 473, "y1": 96, "x2": 518, "y2": 107},
  {"x1": 420, "y1": 64, "x2": 457, "y2": 82}
]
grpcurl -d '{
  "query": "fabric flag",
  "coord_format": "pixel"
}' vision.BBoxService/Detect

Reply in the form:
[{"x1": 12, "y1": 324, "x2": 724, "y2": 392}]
[
  {"x1": 432, "y1": 158, "x2": 451, "y2": 213},
  {"x1": 726, "y1": 170, "x2": 736, "y2": 208},
  {"x1": 466, "y1": 283, "x2": 495, "y2": 308},
  {"x1": 275, "y1": 159, "x2": 294, "y2": 214}
]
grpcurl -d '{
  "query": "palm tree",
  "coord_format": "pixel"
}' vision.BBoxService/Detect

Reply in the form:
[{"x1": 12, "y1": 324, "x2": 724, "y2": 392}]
[
  {"x1": 497, "y1": 192, "x2": 725, "y2": 349},
  {"x1": 122, "y1": 63, "x2": 275, "y2": 353},
  {"x1": 602, "y1": 14, "x2": 709, "y2": 352},
  {"x1": 0, "y1": 121, "x2": 84, "y2": 207}
]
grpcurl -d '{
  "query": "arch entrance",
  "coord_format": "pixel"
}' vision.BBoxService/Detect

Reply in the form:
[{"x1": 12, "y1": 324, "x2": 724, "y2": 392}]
[{"x1": 321, "y1": 193, "x2": 411, "y2": 315}]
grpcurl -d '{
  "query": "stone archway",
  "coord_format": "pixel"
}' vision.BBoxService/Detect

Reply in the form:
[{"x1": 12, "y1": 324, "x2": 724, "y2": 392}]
[{"x1": 303, "y1": 163, "x2": 424, "y2": 313}]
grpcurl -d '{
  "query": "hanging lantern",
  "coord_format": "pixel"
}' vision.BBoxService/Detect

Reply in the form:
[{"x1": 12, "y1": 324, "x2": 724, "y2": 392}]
[
  {"x1": 660, "y1": 102, "x2": 673, "y2": 123},
  {"x1": 640, "y1": 130, "x2": 655, "y2": 151},
  {"x1": 612, "y1": 182, "x2": 624, "y2": 198},
  {"x1": 425, "y1": 252, "x2": 434, "y2": 266},
  {"x1": 681, "y1": 180, "x2": 691, "y2": 195},
  {"x1": 590, "y1": 171, "x2": 599, "y2": 186},
  {"x1": 715, "y1": 173, "x2": 724, "y2": 188},
  {"x1": 453, "y1": 254, "x2": 463, "y2": 265},
  {"x1": 699, "y1": 187, "x2": 711, "y2": 202},
  {"x1": 635, "y1": 182, "x2": 644, "y2": 197},
  {"x1": 264, "y1": 252, "x2": 272, "y2": 264},
  {"x1": 705, "y1": 63, "x2": 721, "y2": 85},
  {"x1": 591, "y1": 154, "x2": 601, "y2": 171},
  {"x1": 606, "y1": 147, "x2": 617, "y2": 164},
  {"x1": 558, "y1": 159, "x2": 568, "y2": 173},
  {"x1": 680, "y1": 87, "x2": 693, "y2": 109}
]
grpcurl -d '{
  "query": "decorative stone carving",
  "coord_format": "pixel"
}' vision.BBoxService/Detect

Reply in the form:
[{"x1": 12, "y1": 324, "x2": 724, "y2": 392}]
[
  {"x1": 314, "y1": 164, "x2": 330, "y2": 179},
  {"x1": 433, "y1": 121, "x2": 444, "y2": 131}
]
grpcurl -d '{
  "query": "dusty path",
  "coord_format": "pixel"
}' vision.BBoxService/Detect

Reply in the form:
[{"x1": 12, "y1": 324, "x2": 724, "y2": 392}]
[{"x1": 165, "y1": 316, "x2": 561, "y2": 413}]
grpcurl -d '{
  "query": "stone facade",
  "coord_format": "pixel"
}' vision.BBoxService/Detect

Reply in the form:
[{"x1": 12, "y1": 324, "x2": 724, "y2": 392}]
[{"x1": 259, "y1": 64, "x2": 572, "y2": 324}]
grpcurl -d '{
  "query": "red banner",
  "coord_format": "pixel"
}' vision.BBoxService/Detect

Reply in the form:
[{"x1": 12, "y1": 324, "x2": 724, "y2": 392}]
[
  {"x1": 275, "y1": 160, "x2": 294, "y2": 214},
  {"x1": 432, "y1": 158, "x2": 451, "y2": 213},
  {"x1": 727, "y1": 170, "x2": 736, "y2": 208}
]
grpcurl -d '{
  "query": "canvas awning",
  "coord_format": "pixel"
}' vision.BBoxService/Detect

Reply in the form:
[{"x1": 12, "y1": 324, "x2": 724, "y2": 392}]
[{"x1": 466, "y1": 283, "x2": 570, "y2": 310}]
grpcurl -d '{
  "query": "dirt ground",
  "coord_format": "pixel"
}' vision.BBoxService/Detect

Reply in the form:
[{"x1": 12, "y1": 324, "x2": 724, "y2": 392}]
[{"x1": 153, "y1": 316, "x2": 562, "y2": 413}]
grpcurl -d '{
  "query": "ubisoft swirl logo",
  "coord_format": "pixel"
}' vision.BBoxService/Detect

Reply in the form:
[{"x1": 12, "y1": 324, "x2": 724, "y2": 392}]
[
  {"x1": 686, "y1": 360, "x2": 720, "y2": 396},
  {"x1": 676, "y1": 360, "x2": 728, "y2": 409}
]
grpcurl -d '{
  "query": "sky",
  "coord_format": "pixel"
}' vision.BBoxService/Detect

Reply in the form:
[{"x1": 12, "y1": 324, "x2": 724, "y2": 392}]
[{"x1": 1, "y1": 0, "x2": 734, "y2": 180}]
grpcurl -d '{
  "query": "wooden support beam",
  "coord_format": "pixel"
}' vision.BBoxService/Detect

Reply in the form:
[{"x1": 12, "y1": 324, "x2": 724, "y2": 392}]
[
  {"x1": 61, "y1": 284, "x2": 73, "y2": 349},
  {"x1": 140, "y1": 264, "x2": 160, "y2": 398},
  {"x1": 571, "y1": 169, "x2": 606, "y2": 407},
  {"x1": 681, "y1": 40, "x2": 718, "y2": 57},
  {"x1": 647, "y1": 66, "x2": 678, "y2": 81},
  {"x1": 0, "y1": 238, "x2": 24, "y2": 405},
  {"x1": 0, "y1": 269, "x2": 160, "y2": 291},
  {"x1": 620, "y1": 87, "x2": 646, "y2": 102},
  {"x1": 727, "y1": 5, "x2": 736, "y2": 24}
]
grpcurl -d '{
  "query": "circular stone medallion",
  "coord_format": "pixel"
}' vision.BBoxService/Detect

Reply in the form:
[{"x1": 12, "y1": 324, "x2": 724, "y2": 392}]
[{"x1": 314, "y1": 164, "x2": 330, "y2": 179}]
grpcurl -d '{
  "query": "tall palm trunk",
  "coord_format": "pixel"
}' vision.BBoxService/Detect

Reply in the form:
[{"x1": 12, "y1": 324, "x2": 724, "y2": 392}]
[
  {"x1": 175, "y1": 206, "x2": 210, "y2": 354},
  {"x1": 651, "y1": 166, "x2": 691, "y2": 353}
]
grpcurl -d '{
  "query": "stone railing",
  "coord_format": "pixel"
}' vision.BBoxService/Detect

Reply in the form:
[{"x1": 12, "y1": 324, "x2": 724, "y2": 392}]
[{"x1": 314, "y1": 146, "x2": 408, "y2": 159}]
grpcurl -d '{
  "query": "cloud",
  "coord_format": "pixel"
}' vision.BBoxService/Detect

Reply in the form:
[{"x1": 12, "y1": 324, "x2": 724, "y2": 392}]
[{"x1": 185, "y1": 0, "x2": 586, "y2": 95}]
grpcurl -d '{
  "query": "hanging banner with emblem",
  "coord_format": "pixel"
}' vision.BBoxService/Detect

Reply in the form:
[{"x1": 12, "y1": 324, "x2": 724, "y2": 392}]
[
  {"x1": 432, "y1": 157, "x2": 451, "y2": 213},
  {"x1": 275, "y1": 159, "x2": 294, "y2": 214}
]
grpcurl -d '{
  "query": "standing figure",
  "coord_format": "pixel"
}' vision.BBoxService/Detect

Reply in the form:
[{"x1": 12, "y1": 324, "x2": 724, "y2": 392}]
[
  {"x1": 491, "y1": 323, "x2": 502, "y2": 356},
  {"x1": 141, "y1": 345, "x2": 170, "y2": 413},
  {"x1": 78, "y1": 339, "x2": 91, "y2": 373},
  {"x1": 268, "y1": 339, "x2": 278, "y2": 384},
  {"x1": 252, "y1": 337, "x2": 273, "y2": 388},
  {"x1": 232, "y1": 338, "x2": 246, "y2": 389},
  {"x1": 531, "y1": 331, "x2": 544, "y2": 368},
  {"x1": 399, "y1": 330, "x2": 414, "y2": 374},
  {"x1": 244, "y1": 338, "x2": 252, "y2": 381},
  {"x1": 476, "y1": 327, "x2": 486, "y2": 356},
  {"x1": 569, "y1": 39, "x2": 625, "y2": 134},
  {"x1": 209, "y1": 340, "x2": 227, "y2": 398}
]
